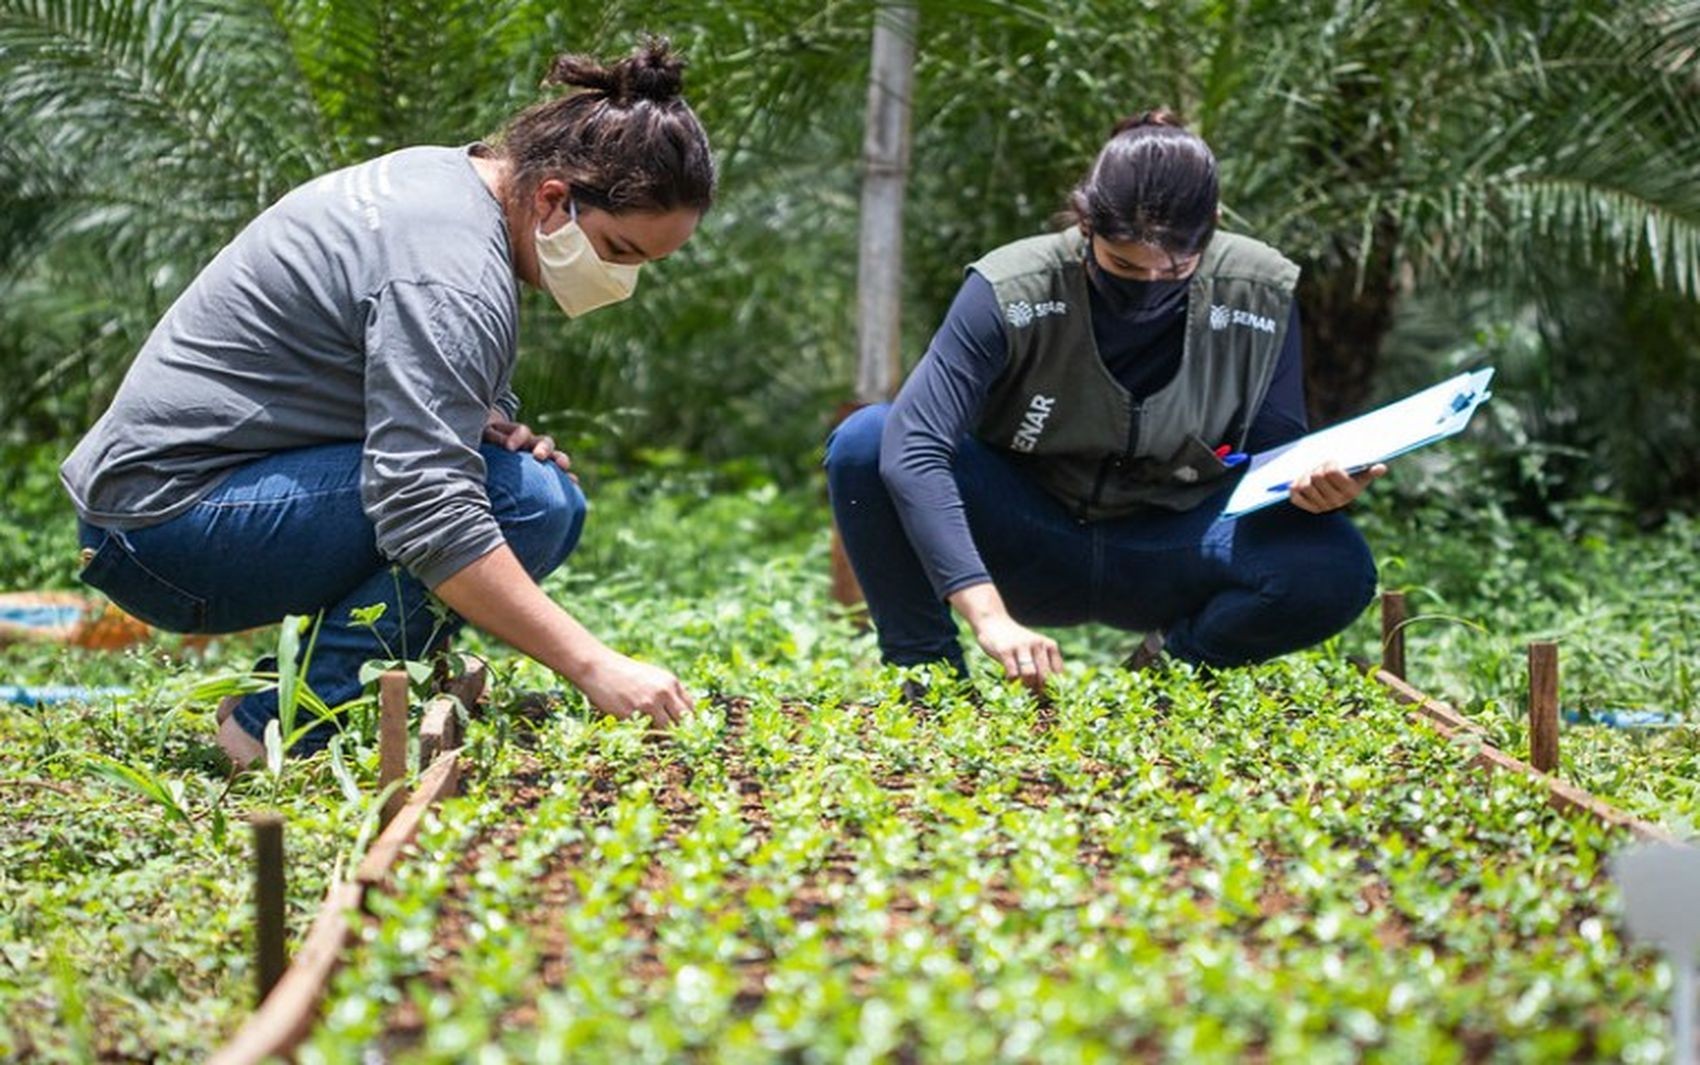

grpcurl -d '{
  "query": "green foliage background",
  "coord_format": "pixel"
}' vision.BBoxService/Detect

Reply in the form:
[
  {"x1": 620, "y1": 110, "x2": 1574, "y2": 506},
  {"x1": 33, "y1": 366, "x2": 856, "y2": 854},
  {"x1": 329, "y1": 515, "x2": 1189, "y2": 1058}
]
[
  {"x1": 4, "y1": 0, "x2": 1700, "y2": 512},
  {"x1": 5, "y1": 5, "x2": 1700, "y2": 1056}
]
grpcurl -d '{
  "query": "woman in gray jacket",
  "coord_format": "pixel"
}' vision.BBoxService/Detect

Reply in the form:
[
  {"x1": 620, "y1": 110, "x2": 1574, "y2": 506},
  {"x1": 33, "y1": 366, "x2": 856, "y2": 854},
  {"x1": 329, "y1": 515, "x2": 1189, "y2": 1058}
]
[{"x1": 62, "y1": 38, "x2": 711, "y2": 764}]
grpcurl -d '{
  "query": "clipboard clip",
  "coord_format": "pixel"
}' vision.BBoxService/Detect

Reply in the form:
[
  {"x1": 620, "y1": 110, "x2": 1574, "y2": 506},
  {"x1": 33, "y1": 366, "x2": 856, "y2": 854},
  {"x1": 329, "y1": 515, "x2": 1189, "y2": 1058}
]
[{"x1": 1438, "y1": 389, "x2": 1478, "y2": 423}]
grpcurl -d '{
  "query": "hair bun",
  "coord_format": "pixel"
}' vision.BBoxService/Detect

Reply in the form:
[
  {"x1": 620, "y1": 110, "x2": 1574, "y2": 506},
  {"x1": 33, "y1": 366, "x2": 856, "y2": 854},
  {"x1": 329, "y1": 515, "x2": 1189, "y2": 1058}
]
[
  {"x1": 544, "y1": 53, "x2": 619, "y2": 94},
  {"x1": 620, "y1": 36, "x2": 686, "y2": 102},
  {"x1": 544, "y1": 36, "x2": 685, "y2": 104},
  {"x1": 1111, "y1": 108, "x2": 1185, "y2": 137}
]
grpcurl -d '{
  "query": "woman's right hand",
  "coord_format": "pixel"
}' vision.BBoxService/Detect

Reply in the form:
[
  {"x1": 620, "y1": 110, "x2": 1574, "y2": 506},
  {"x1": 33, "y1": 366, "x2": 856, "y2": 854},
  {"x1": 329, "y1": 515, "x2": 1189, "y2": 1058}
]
[
  {"x1": 575, "y1": 649, "x2": 695, "y2": 728},
  {"x1": 433, "y1": 546, "x2": 694, "y2": 729},
  {"x1": 974, "y1": 615, "x2": 1064, "y2": 692},
  {"x1": 949, "y1": 582, "x2": 1064, "y2": 693}
]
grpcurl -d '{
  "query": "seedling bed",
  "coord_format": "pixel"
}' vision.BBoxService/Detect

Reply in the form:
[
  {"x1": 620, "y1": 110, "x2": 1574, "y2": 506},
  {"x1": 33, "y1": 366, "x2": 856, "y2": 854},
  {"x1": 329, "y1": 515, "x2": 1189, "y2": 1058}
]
[{"x1": 310, "y1": 660, "x2": 1667, "y2": 1062}]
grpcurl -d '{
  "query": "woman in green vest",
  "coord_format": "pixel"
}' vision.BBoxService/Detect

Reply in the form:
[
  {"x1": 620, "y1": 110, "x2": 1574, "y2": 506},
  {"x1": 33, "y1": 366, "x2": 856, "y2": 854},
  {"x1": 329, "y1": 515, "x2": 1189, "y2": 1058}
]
[{"x1": 825, "y1": 110, "x2": 1381, "y2": 690}]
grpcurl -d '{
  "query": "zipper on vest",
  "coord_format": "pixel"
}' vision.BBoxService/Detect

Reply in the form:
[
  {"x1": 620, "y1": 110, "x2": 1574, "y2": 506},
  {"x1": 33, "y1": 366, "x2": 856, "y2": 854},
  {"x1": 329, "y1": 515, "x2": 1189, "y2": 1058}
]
[
  {"x1": 1082, "y1": 402, "x2": 1143, "y2": 522},
  {"x1": 1125, "y1": 402, "x2": 1143, "y2": 462},
  {"x1": 1080, "y1": 460, "x2": 1112, "y2": 523}
]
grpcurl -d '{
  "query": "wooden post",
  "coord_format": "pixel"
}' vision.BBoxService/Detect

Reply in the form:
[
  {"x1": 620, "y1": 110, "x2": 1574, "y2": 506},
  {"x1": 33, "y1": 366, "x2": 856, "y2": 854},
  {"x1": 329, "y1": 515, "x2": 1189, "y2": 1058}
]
[
  {"x1": 1529, "y1": 641, "x2": 1560, "y2": 773},
  {"x1": 419, "y1": 696, "x2": 458, "y2": 773},
  {"x1": 829, "y1": 526, "x2": 866, "y2": 610},
  {"x1": 828, "y1": 403, "x2": 869, "y2": 612},
  {"x1": 1380, "y1": 591, "x2": 1407, "y2": 680},
  {"x1": 251, "y1": 812, "x2": 287, "y2": 1003},
  {"x1": 378, "y1": 671, "x2": 409, "y2": 828}
]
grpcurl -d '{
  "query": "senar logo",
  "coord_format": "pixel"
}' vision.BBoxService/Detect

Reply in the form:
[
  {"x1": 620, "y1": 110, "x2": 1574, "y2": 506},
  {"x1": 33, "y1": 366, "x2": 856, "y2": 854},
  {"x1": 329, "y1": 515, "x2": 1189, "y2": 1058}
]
[
  {"x1": 1209, "y1": 304, "x2": 1277, "y2": 334},
  {"x1": 1004, "y1": 300, "x2": 1067, "y2": 329},
  {"x1": 1010, "y1": 394, "x2": 1056, "y2": 453}
]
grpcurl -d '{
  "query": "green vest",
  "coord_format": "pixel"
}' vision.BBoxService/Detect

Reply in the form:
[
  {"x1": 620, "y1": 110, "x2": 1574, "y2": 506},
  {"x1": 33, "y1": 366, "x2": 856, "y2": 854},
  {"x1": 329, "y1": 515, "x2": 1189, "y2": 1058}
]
[{"x1": 972, "y1": 228, "x2": 1298, "y2": 520}]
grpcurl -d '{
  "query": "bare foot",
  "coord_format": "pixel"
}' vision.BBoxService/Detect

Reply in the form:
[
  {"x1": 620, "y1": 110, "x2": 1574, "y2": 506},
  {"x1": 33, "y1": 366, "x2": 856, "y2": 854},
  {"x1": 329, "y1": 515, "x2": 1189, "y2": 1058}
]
[
  {"x1": 217, "y1": 715, "x2": 264, "y2": 769},
  {"x1": 216, "y1": 694, "x2": 241, "y2": 724}
]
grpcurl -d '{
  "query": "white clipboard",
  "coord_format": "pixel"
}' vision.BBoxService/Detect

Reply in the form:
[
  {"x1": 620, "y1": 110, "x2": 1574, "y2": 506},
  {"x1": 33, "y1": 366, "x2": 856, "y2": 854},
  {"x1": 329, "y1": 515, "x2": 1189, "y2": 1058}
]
[{"x1": 1220, "y1": 367, "x2": 1495, "y2": 520}]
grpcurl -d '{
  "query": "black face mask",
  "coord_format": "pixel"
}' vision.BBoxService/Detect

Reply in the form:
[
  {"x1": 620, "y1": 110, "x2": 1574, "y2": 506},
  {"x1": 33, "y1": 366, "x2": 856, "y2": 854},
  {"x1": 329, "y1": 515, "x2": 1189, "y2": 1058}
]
[{"x1": 1085, "y1": 243, "x2": 1192, "y2": 322}]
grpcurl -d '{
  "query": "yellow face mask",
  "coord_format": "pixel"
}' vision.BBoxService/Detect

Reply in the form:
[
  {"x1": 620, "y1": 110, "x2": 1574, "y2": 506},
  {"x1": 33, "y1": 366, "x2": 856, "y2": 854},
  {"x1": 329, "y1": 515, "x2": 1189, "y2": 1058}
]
[{"x1": 535, "y1": 200, "x2": 641, "y2": 318}]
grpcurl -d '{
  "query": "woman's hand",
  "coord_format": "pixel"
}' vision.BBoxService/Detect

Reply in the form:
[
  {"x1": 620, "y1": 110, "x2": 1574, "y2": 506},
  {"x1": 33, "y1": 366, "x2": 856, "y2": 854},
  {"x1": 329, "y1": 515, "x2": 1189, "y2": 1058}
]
[
  {"x1": 948, "y1": 582, "x2": 1064, "y2": 694},
  {"x1": 434, "y1": 547, "x2": 691, "y2": 730},
  {"x1": 1288, "y1": 461, "x2": 1386, "y2": 514},
  {"x1": 484, "y1": 412, "x2": 573, "y2": 475},
  {"x1": 974, "y1": 615, "x2": 1064, "y2": 692},
  {"x1": 574, "y1": 648, "x2": 696, "y2": 729}
]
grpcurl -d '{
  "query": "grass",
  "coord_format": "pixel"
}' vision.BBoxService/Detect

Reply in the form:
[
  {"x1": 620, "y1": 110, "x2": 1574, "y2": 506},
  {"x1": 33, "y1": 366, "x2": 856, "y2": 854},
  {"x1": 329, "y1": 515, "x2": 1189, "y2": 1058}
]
[{"x1": 0, "y1": 626, "x2": 428, "y2": 1060}]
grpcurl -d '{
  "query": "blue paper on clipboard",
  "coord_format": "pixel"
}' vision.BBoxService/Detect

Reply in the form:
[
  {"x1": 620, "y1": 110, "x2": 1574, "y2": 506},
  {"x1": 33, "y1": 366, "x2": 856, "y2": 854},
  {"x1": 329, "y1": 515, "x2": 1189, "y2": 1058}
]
[{"x1": 1220, "y1": 367, "x2": 1495, "y2": 520}]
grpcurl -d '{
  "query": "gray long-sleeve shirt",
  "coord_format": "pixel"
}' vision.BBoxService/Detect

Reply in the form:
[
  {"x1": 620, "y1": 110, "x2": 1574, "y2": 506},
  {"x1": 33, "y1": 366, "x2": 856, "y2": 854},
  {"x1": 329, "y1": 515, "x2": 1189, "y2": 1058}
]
[{"x1": 61, "y1": 145, "x2": 522, "y2": 588}]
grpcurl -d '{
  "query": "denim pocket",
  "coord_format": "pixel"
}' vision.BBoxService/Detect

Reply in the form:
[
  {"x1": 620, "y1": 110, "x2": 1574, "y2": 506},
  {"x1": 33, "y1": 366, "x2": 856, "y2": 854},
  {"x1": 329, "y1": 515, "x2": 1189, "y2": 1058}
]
[{"x1": 77, "y1": 530, "x2": 208, "y2": 633}]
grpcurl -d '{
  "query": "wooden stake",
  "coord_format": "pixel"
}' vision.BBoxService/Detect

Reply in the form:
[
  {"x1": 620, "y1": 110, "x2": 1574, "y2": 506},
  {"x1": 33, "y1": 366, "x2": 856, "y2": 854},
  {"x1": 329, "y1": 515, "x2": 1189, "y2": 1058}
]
[
  {"x1": 419, "y1": 695, "x2": 457, "y2": 773},
  {"x1": 1529, "y1": 641, "x2": 1560, "y2": 773},
  {"x1": 826, "y1": 401, "x2": 870, "y2": 610},
  {"x1": 378, "y1": 671, "x2": 409, "y2": 829},
  {"x1": 251, "y1": 812, "x2": 287, "y2": 1004},
  {"x1": 1381, "y1": 591, "x2": 1407, "y2": 680}
]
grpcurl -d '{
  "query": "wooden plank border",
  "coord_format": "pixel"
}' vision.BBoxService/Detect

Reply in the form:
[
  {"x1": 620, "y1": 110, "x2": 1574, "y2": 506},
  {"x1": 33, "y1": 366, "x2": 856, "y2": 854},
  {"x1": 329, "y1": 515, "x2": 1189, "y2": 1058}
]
[
  {"x1": 209, "y1": 749, "x2": 460, "y2": 1065},
  {"x1": 207, "y1": 880, "x2": 365, "y2": 1065},
  {"x1": 1366, "y1": 664, "x2": 1489, "y2": 736},
  {"x1": 355, "y1": 750, "x2": 460, "y2": 887},
  {"x1": 1357, "y1": 661, "x2": 1676, "y2": 843}
]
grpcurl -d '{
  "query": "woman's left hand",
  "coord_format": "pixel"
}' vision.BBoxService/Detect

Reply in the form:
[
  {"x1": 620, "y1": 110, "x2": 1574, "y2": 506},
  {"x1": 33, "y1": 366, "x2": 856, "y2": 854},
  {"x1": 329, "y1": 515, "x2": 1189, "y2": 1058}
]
[
  {"x1": 484, "y1": 414, "x2": 573, "y2": 475},
  {"x1": 1288, "y1": 461, "x2": 1386, "y2": 514}
]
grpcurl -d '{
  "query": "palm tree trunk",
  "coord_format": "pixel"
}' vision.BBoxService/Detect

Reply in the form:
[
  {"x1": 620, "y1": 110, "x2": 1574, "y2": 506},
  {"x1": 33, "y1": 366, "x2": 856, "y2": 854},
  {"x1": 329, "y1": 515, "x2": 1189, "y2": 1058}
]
[
  {"x1": 834, "y1": 1, "x2": 919, "y2": 608},
  {"x1": 1297, "y1": 224, "x2": 1402, "y2": 426},
  {"x1": 853, "y1": 1, "x2": 918, "y2": 406}
]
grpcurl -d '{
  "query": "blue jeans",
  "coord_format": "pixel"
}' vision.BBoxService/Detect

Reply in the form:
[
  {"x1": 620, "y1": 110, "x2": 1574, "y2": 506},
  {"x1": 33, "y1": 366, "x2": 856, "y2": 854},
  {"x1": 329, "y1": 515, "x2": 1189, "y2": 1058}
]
[
  {"x1": 77, "y1": 442, "x2": 586, "y2": 747},
  {"x1": 825, "y1": 405, "x2": 1376, "y2": 673}
]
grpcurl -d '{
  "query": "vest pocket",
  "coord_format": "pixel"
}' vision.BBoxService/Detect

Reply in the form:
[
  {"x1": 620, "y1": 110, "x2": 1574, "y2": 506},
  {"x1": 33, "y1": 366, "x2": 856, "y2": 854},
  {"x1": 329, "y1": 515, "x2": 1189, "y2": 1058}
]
[
  {"x1": 77, "y1": 530, "x2": 208, "y2": 633},
  {"x1": 1119, "y1": 435, "x2": 1234, "y2": 487}
]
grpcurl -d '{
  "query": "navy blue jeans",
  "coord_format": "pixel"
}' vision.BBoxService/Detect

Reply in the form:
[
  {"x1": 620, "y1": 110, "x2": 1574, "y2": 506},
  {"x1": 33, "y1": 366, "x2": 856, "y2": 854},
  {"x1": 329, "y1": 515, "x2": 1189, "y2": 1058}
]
[
  {"x1": 77, "y1": 442, "x2": 586, "y2": 746},
  {"x1": 825, "y1": 405, "x2": 1376, "y2": 673}
]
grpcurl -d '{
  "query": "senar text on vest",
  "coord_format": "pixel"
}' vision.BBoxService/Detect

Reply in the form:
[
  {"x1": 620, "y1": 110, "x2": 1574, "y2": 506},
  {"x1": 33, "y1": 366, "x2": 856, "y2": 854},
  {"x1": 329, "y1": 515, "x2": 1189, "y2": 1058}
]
[
  {"x1": 1208, "y1": 303, "x2": 1277, "y2": 334},
  {"x1": 1011, "y1": 394, "x2": 1057, "y2": 453}
]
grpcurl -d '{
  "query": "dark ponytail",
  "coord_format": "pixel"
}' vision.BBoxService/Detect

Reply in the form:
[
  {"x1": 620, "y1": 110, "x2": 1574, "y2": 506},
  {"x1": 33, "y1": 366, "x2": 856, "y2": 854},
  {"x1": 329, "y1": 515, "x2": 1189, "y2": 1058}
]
[
  {"x1": 1067, "y1": 109, "x2": 1217, "y2": 254},
  {"x1": 494, "y1": 36, "x2": 716, "y2": 215}
]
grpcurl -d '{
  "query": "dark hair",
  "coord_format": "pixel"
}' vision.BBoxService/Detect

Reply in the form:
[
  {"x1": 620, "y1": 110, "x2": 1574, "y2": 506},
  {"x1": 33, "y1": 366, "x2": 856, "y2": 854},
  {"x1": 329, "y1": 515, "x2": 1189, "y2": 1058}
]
[
  {"x1": 1067, "y1": 109, "x2": 1217, "y2": 254},
  {"x1": 494, "y1": 36, "x2": 716, "y2": 215}
]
